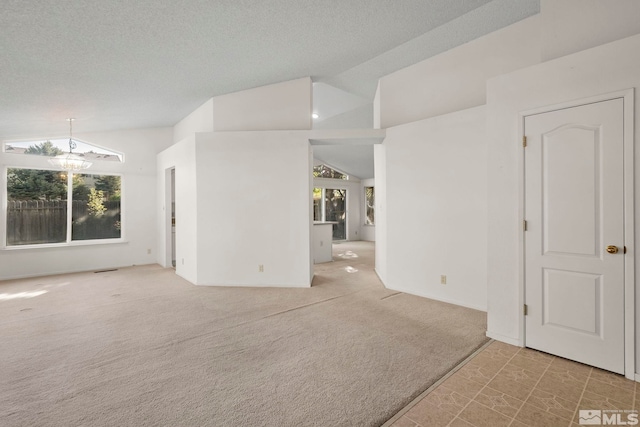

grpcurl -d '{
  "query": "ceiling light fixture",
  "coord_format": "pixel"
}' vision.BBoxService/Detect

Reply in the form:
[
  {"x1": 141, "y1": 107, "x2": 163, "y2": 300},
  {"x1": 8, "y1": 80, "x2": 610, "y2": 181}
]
[
  {"x1": 312, "y1": 113, "x2": 319, "y2": 119},
  {"x1": 48, "y1": 118, "x2": 92, "y2": 171}
]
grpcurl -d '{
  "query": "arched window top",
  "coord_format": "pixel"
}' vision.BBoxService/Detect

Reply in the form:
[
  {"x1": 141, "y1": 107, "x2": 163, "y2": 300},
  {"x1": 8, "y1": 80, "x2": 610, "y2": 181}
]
[{"x1": 3, "y1": 138, "x2": 123, "y2": 162}]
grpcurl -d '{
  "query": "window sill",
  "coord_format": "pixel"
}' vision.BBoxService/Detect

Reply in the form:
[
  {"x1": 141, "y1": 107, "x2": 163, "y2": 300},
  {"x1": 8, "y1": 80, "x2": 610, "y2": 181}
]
[{"x1": 2, "y1": 239, "x2": 129, "y2": 251}]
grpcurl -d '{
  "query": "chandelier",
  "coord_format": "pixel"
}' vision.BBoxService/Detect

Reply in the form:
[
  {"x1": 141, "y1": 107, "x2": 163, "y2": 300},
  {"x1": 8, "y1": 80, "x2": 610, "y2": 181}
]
[{"x1": 48, "y1": 118, "x2": 92, "y2": 171}]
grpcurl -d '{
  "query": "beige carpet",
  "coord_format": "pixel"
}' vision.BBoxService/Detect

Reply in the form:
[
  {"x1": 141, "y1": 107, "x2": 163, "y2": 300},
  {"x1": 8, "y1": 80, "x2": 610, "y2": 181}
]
[{"x1": 0, "y1": 242, "x2": 488, "y2": 426}]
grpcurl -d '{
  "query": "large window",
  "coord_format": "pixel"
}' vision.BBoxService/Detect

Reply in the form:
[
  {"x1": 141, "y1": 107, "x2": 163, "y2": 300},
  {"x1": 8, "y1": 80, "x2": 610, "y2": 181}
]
[
  {"x1": 325, "y1": 189, "x2": 346, "y2": 240},
  {"x1": 365, "y1": 186, "x2": 374, "y2": 225},
  {"x1": 313, "y1": 187, "x2": 347, "y2": 240},
  {"x1": 6, "y1": 168, "x2": 68, "y2": 245},
  {"x1": 313, "y1": 164, "x2": 348, "y2": 240},
  {"x1": 72, "y1": 174, "x2": 121, "y2": 241},
  {"x1": 6, "y1": 168, "x2": 121, "y2": 246},
  {"x1": 313, "y1": 187, "x2": 322, "y2": 221}
]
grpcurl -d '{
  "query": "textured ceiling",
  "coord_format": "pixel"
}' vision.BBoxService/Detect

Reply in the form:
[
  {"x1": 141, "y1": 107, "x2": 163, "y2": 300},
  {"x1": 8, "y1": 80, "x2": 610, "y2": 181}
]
[{"x1": 0, "y1": 0, "x2": 539, "y2": 139}]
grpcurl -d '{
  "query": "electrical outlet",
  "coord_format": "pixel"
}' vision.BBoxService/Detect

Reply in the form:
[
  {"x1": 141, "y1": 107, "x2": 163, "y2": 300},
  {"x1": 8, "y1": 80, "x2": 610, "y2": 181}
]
[
  {"x1": 440, "y1": 275, "x2": 447, "y2": 285},
  {"x1": 147, "y1": 248, "x2": 151, "y2": 254},
  {"x1": 258, "y1": 264, "x2": 264, "y2": 272},
  {"x1": 182, "y1": 258, "x2": 184, "y2": 265}
]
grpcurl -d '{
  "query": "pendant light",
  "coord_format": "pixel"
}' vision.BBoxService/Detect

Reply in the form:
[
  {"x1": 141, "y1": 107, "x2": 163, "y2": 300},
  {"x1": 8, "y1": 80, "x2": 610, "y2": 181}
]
[{"x1": 48, "y1": 118, "x2": 92, "y2": 171}]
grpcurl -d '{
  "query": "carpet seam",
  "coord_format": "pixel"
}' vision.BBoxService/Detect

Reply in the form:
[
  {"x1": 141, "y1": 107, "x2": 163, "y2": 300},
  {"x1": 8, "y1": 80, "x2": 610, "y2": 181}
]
[{"x1": 137, "y1": 287, "x2": 378, "y2": 353}]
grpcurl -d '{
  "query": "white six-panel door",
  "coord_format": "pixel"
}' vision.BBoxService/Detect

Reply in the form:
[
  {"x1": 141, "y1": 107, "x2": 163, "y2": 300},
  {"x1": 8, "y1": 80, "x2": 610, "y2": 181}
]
[{"x1": 524, "y1": 98, "x2": 625, "y2": 374}]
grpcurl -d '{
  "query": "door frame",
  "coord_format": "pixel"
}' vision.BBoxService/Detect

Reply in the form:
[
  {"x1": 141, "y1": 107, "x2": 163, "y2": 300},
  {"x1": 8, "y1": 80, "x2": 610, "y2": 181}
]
[
  {"x1": 163, "y1": 166, "x2": 175, "y2": 268},
  {"x1": 518, "y1": 89, "x2": 635, "y2": 379}
]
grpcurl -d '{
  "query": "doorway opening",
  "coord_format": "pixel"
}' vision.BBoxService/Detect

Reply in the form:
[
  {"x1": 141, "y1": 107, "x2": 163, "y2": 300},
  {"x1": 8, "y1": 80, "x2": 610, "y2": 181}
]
[
  {"x1": 171, "y1": 168, "x2": 176, "y2": 268},
  {"x1": 164, "y1": 167, "x2": 176, "y2": 269}
]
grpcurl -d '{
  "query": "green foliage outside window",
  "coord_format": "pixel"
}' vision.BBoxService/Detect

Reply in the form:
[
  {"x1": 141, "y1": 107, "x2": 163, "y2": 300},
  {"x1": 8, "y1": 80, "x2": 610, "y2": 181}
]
[
  {"x1": 87, "y1": 188, "x2": 107, "y2": 217},
  {"x1": 365, "y1": 186, "x2": 375, "y2": 225},
  {"x1": 7, "y1": 169, "x2": 67, "y2": 201},
  {"x1": 24, "y1": 140, "x2": 64, "y2": 156},
  {"x1": 313, "y1": 165, "x2": 348, "y2": 180}
]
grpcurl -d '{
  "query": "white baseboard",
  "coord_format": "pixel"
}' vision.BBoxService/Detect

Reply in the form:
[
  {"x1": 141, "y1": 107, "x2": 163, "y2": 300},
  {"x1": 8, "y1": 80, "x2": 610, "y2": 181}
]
[
  {"x1": 0, "y1": 263, "x2": 151, "y2": 281},
  {"x1": 384, "y1": 284, "x2": 487, "y2": 312}
]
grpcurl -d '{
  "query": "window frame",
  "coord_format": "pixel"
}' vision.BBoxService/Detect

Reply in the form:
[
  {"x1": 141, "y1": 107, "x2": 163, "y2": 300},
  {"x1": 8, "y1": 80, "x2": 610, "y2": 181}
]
[
  {"x1": 2, "y1": 137, "x2": 124, "y2": 163},
  {"x1": 312, "y1": 164, "x2": 350, "y2": 180},
  {"x1": 2, "y1": 165, "x2": 125, "y2": 249},
  {"x1": 364, "y1": 186, "x2": 375, "y2": 226}
]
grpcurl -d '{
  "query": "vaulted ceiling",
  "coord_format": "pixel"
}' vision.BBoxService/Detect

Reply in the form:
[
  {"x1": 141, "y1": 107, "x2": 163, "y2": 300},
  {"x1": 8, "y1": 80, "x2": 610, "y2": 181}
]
[{"x1": 1, "y1": 0, "x2": 539, "y2": 142}]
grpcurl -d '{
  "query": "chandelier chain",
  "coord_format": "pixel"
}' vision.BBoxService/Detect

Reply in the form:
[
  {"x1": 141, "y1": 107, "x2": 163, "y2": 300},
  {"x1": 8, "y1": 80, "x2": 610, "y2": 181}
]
[{"x1": 68, "y1": 118, "x2": 76, "y2": 152}]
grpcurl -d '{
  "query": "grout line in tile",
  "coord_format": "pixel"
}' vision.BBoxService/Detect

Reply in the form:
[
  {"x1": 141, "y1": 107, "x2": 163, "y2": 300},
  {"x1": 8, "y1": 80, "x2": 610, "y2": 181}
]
[
  {"x1": 445, "y1": 344, "x2": 522, "y2": 427},
  {"x1": 504, "y1": 349, "x2": 555, "y2": 427},
  {"x1": 562, "y1": 362, "x2": 592, "y2": 427},
  {"x1": 467, "y1": 394, "x2": 522, "y2": 427},
  {"x1": 384, "y1": 339, "x2": 494, "y2": 427}
]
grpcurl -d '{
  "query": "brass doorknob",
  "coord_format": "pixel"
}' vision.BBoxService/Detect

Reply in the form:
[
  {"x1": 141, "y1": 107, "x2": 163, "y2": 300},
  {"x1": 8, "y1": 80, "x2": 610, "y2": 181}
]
[{"x1": 606, "y1": 245, "x2": 619, "y2": 254}]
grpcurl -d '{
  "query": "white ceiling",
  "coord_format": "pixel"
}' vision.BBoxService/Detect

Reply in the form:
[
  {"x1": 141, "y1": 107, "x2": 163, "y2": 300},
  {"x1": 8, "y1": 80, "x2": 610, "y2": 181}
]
[
  {"x1": 1, "y1": 0, "x2": 539, "y2": 140},
  {"x1": 1, "y1": 0, "x2": 540, "y2": 180}
]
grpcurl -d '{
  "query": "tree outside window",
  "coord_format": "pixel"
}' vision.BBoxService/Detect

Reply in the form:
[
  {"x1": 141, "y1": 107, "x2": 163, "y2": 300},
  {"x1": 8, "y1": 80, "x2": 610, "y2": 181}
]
[
  {"x1": 313, "y1": 165, "x2": 348, "y2": 180},
  {"x1": 7, "y1": 169, "x2": 122, "y2": 245},
  {"x1": 71, "y1": 174, "x2": 121, "y2": 241},
  {"x1": 6, "y1": 168, "x2": 68, "y2": 245},
  {"x1": 6, "y1": 138, "x2": 122, "y2": 246},
  {"x1": 365, "y1": 186, "x2": 374, "y2": 225}
]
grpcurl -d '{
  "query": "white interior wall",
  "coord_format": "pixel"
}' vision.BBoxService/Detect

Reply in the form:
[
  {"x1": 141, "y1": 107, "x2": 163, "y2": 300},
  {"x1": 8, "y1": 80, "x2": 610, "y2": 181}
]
[
  {"x1": 540, "y1": 0, "x2": 640, "y2": 61},
  {"x1": 360, "y1": 178, "x2": 375, "y2": 242},
  {"x1": 313, "y1": 104, "x2": 374, "y2": 130},
  {"x1": 381, "y1": 106, "x2": 487, "y2": 311},
  {"x1": 172, "y1": 98, "x2": 214, "y2": 143},
  {"x1": 369, "y1": 0, "x2": 640, "y2": 373},
  {"x1": 161, "y1": 77, "x2": 316, "y2": 288},
  {"x1": 378, "y1": 15, "x2": 541, "y2": 129},
  {"x1": 212, "y1": 77, "x2": 312, "y2": 132},
  {"x1": 156, "y1": 136, "x2": 198, "y2": 284},
  {"x1": 313, "y1": 177, "x2": 362, "y2": 241},
  {"x1": 374, "y1": 144, "x2": 387, "y2": 282},
  {"x1": 486, "y1": 33, "x2": 640, "y2": 372},
  {"x1": 307, "y1": 145, "x2": 314, "y2": 282},
  {"x1": 194, "y1": 131, "x2": 312, "y2": 287},
  {"x1": 1, "y1": 127, "x2": 173, "y2": 280},
  {"x1": 373, "y1": 82, "x2": 381, "y2": 130}
]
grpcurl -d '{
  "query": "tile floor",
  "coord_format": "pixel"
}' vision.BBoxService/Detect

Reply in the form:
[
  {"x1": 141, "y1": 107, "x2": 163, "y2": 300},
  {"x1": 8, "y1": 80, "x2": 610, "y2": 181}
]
[{"x1": 392, "y1": 341, "x2": 638, "y2": 427}]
